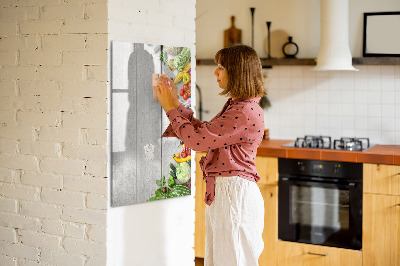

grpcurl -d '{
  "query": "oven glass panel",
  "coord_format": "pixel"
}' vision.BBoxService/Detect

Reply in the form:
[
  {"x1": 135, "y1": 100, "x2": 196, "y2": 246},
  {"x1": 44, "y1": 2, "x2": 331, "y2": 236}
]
[{"x1": 290, "y1": 186, "x2": 350, "y2": 235}]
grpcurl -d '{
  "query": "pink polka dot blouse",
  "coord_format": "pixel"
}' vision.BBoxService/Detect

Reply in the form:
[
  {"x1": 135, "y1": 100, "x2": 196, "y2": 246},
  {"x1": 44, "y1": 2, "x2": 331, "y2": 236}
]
[{"x1": 162, "y1": 97, "x2": 265, "y2": 206}]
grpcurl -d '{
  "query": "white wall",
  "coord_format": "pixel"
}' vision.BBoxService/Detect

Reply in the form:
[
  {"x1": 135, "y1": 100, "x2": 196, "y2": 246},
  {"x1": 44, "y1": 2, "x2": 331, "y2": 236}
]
[
  {"x1": 196, "y1": 0, "x2": 400, "y2": 58},
  {"x1": 196, "y1": 0, "x2": 400, "y2": 145},
  {"x1": 107, "y1": 1, "x2": 196, "y2": 266}
]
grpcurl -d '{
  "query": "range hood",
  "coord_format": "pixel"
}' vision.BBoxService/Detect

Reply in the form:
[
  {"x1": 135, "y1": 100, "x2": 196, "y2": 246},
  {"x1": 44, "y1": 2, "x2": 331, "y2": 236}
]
[{"x1": 314, "y1": 0, "x2": 358, "y2": 71}]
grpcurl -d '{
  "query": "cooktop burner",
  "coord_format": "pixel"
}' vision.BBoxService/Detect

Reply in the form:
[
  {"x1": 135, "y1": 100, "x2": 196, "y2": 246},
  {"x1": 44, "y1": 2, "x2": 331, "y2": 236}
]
[{"x1": 283, "y1": 136, "x2": 373, "y2": 151}]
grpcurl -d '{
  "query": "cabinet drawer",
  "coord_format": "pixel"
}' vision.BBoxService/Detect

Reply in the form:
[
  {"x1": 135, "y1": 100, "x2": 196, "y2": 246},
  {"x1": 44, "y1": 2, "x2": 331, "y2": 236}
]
[
  {"x1": 277, "y1": 241, "x2": 362, "y2": 266},
  {"x1": 364, "y1": 164, "x2": 400, "y2": 196}
]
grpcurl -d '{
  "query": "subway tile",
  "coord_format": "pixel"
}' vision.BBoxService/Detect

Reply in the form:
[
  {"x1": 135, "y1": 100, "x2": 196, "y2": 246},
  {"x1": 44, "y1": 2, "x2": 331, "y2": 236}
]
[
  {"x1": 381, "y1": 78, "x2": 395, "y2": 91},
  {"x1": 355, "y1": 116, "x2": 368, "y2": 130},
  {"x1": 367, "y1": 65, "x2": 381, "y2": 77},
  {"x1": 303, "y1": 67, "x2": 316, "y2": 78},
  {"x1": 279, "y1": 67, "x2": 292, "y2": 78},
  {"x1": 341, "y1": 117, "x2": 355, "y2": 129},
  {"x1": 341, "y1": 104, "x2": 355, "y2": 116},
  {"x1": 355, "y1": 104, "x2": 368, "y2": 116},
  {"x1": 316, "y1": 115, "x2": 330, "y2": 128},
  {"x1": 355, "y1": 128, "x2": 368, "y2": 138},
  {"x1": 279, "y1": 126, "x2": 293, "y2": 138},
  {"x1": 328, "y1": 75, "x2": 341, "y2": 90},
  {"x1": 382, "y1": 91, "x2": 395, "y2": 104},
  {"x1": 381, "y1": 65, "x2": 395, "y2": 78},
  {"x1": 394, "y1": 66, "x2": 400, "y2": 78},
  {"x1": 328, "y1": 88, "x2": 341, "y2": 103},
  {"x1": 279, "y1": 78, "x2": 291, "y2": 89},
  {"x1": 368, "y1": 117, "x2": 382, "y2": 131},
  {"x1": 354, "y1": 90, "x2": 368, "y2": 104},
  {"x1": 329, "y1": 116, "x2": 342, "y2": 129},
  {"x1": 291, "y1": 67, "x2": 303, "y2": 78},
  {"x1": 316, "y1": 103, "x2": 329, "y2": 115},
  {"x1": 382, "y1": 117, "x2": 396, "y2": 131},
  {"x1": 396, "y1": 130, "x2": 400, "y2": 144},
  {"x1": 304, "y1": 102, "x2": 316, "y2": 115},
  {"x1": 341, "y1": 128, "x2": 355, "y2": 137},
  {"x1": 341, "y1": 89, "x2": 354, "y2": 103},
  {"x1": 367, "y1": 129, "x2": 382, "y2": 143},
  {"x1": 367, "y1": 91, "x2": 381, "y2": 105},
  {"x1": 291, "y1": 77, "x2": 304, "y2": 90},
  {"x1": 328, "y1": 71, "x2": 341, "y2": 81},
  {"x1": 329, "y1": 103, "x2": 340, "y2": 116},
  {"x1": 315, "y1": 77, "x2": 329, "y2": 90},
  {"x1": 316, "y1": 89, "x2": 329, "y2": 103},
  {"x1": 382, "y1": 104, "x2": 395, "y2": 118},
  {"x1": 381, "y1": 130, "x2": 396, "y2": 144},
  {"x1": 367, "y1": 77, "x2": 381, "y2": 91},
  {"x1": 316, "y1": 70, "x2": 328, "y2": 79},
  {"x1": 367, "y1": 104, "x2": 381, "y2": 118},
  {"x1": 395, "y1": 118, "x2": 400, "y2": 131},
  {"x1": 303, "y1": 88, "x2": 316, "y2": 103}
]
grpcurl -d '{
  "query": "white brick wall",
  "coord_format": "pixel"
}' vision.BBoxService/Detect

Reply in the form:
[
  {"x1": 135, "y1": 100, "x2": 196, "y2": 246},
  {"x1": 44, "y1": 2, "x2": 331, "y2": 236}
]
[{"x1": 0, "y1": 0, "x2": 108, "y2": 265}]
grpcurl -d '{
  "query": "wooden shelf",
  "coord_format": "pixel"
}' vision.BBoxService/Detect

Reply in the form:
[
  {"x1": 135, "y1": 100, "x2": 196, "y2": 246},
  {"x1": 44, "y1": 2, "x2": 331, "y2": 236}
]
[{"x1": 196, "y1": 57, "x2": 400, "y2": 67}]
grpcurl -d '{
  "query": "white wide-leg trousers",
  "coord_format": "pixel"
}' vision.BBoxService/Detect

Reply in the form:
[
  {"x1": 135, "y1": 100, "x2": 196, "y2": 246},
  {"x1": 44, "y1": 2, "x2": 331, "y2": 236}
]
[{"x1": 205, "y1": 176, "x2": 265, "y2": 266}]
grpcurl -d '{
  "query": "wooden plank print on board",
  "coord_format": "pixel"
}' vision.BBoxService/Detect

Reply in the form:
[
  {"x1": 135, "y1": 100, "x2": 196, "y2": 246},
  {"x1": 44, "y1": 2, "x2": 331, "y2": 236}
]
[{"x1": 111, "y1": 41, "x2": 193, "y2": 207}]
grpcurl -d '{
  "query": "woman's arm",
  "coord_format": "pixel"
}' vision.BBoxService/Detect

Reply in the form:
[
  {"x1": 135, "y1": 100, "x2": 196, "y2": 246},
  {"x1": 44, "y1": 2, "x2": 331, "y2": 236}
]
[
  {"x1": 165, "y1": 106, "x2": 249, "y2": 152},
  {"x1": 161, "y1": 102, "x2": 204, "y2": 138}
]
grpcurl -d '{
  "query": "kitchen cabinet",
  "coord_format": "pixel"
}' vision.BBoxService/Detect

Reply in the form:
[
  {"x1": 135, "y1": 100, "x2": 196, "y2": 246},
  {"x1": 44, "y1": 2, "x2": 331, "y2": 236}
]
[
  {"x1": 276, "y1": 241, "x2": 362, "y2": 266},
  {"x1": 363, "y1": 193, "x2": 400, "y2": 266},
  {"x1": 195, "y1": 151, "x2": 207, "y2": 258},
  {"x1": 259, "y1": 184, "x2": 278, "y2": 266},
  {"x1": 363, "y1": 163, "x2": 400, "y2": 266},
  {"x1": 363, "y1": 163, "x2": 400, "y2": 196},
  {"x1": 255, "y1": 156, "x2": 278, "y2": 186}
]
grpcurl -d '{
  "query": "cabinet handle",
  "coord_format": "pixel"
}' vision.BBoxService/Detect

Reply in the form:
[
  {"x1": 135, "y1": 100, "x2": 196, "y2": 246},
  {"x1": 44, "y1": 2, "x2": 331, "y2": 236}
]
[
  {"x1": 307, "y1": 252, "x2": 328, "y2": 256},
  {"x1": 397, "y1": 204, "x2": 400, "y2": 207}
]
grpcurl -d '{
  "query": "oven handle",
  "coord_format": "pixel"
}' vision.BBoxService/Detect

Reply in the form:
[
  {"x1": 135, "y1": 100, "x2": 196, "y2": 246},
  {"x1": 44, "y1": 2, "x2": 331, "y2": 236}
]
[{"x1": 280, "y1": 177, "x2": 357, "y2": 189}]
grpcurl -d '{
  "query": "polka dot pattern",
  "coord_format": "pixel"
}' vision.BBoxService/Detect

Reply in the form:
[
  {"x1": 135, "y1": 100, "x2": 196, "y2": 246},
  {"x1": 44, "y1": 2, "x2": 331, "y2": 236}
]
[{"x1": 162, "y1": 97, "x2": 264, "y2": 206}]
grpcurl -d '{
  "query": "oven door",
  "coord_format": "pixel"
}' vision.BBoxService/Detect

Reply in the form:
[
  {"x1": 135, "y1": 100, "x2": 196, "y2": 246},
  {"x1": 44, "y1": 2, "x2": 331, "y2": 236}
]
[{"x1": 278, "y1": 176, "x2": 362, "y2": 250}]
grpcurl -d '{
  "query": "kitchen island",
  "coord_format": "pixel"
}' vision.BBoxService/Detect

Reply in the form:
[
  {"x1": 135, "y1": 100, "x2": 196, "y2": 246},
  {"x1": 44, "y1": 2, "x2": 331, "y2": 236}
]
[{"x1": 195, "y1": 139, "x2": 400, "y2": 266}]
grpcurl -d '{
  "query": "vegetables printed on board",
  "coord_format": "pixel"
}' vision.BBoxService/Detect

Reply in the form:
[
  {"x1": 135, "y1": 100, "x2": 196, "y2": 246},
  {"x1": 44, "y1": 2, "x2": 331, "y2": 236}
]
[
  {"x1": 174, "y1": 47, "x2": 191, "y2": 72},
  {"x1": 176, "y1": 161, "x2": 191, "y2": 183}
]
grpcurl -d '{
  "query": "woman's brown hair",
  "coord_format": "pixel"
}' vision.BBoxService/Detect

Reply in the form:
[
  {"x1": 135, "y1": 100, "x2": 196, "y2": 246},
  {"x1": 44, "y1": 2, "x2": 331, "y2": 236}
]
[{"x1": 214, "y1": 44, "x2": 267, "y2": 99}]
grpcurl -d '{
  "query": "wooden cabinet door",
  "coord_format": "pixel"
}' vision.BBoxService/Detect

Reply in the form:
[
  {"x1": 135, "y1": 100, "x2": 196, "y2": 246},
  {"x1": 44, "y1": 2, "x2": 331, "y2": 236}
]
[
  {"x1": 364, "y1": 164, "x2": 400, "y2": 196},
  {"x1": 277, "y1": 241, "x2": 362, "y2": 266},
  {"x1": 195, "y1": 152, "x2": 207, "y2": 258},
  {"x1": 363, "y1": 193, "x2": 400, "y2": 266},
  {"x1": 259, "y1": 185, "x2": 278, "y2": 266},
  {"x1": 255, "y1": 156, "x2": 278, "y2": 186}
]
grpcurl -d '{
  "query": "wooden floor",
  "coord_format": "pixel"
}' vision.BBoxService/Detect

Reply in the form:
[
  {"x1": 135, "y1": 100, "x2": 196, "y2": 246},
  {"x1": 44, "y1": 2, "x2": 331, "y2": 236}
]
[{"x1": 195, "y1": 257, "x2": 204, "y2": 266}]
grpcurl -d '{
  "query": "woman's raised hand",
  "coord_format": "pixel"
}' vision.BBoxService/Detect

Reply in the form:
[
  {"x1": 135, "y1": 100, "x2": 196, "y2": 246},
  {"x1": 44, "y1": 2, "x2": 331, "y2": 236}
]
[
  {"x1": 160, "y1": 74, "x2": 180, "y2": 108},
  {"x1": 153, "y1": 76, "x2": 175, "y2": 113}
]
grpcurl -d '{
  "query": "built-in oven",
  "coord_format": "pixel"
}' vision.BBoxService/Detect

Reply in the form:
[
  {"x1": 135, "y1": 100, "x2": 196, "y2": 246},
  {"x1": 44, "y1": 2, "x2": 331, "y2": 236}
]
[{"x1": 278, "y1": 158, "x2": 363, "y2": 250}]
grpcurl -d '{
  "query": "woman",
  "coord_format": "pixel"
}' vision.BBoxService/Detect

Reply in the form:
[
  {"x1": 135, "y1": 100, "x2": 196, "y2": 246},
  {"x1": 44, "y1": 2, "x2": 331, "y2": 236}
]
[{"x1": 154, "y1": 44, "x2": 267, "y2": 266}]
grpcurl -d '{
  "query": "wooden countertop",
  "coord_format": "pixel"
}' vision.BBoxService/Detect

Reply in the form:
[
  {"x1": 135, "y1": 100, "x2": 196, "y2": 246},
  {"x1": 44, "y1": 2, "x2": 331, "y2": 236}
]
[{"x1": 256, "y1": 139, "x2": 400, "y2": 165}]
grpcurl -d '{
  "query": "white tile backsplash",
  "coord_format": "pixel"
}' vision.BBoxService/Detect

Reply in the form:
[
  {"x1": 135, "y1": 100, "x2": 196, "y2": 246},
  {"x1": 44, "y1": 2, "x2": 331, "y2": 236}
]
[{"x1": 196, "y1": 65, "x2": 400, "y2": 144}]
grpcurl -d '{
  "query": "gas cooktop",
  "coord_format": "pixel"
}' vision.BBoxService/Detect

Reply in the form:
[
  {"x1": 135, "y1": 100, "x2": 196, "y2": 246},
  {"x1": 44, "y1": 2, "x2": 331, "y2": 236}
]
[{"x1": 282, "y1": 135, "x2": 375, "y2": 151}]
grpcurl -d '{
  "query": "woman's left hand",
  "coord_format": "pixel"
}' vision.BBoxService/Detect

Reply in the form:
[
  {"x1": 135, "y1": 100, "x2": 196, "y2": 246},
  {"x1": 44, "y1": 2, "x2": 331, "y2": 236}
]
[{"x1": 153, "y1": 77, "x2": 175, "y2": 113}]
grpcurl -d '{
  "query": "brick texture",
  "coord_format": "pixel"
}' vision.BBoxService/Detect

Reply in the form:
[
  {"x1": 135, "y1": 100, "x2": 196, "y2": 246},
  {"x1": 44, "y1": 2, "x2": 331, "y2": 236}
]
[{"x1": 0, "y1": 1, "x2": 108, "y2": 264}]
